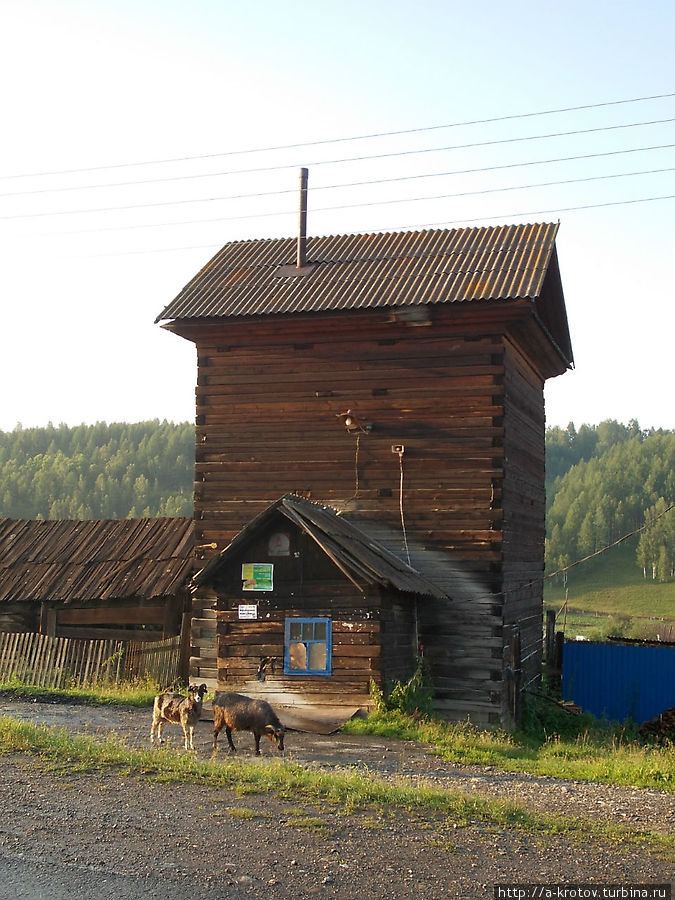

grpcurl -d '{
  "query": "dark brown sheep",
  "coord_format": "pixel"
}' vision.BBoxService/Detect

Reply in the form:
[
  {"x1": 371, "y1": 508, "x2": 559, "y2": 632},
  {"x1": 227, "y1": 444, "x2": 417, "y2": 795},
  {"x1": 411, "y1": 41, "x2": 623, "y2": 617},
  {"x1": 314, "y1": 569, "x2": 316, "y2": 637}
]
[{"x1": 212, "y1": 691, "x2": 285, "y2": 755}]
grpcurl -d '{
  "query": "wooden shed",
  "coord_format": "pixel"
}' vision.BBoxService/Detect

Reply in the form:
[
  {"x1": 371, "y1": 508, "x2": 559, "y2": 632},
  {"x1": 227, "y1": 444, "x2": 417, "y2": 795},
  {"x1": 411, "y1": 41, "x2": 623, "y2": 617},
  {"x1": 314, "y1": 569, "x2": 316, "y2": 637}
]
[
  {"x1": 0, "y1": 517, "x2": 194, "y2": 640},
  {"x1": 156, "y1": 220, "x2": 573, "y2": 725},
  {"x1": 191, "y1": 493, "x2": 448, "y2": 716}
]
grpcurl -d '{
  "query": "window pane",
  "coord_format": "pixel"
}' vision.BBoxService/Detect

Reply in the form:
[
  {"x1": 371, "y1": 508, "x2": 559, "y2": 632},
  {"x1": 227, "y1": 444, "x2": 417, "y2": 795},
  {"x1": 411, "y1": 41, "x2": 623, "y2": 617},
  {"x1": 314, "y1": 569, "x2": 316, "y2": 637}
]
[
  {"x1": 308, "y1": 642, "x2": 327, "y2": 671},
  {"x1": 289, "y1": 642, "x2": 307, "y2": 670},
  {"x1": 285, "y1": 618, "x2": 331, "y2": 676}
]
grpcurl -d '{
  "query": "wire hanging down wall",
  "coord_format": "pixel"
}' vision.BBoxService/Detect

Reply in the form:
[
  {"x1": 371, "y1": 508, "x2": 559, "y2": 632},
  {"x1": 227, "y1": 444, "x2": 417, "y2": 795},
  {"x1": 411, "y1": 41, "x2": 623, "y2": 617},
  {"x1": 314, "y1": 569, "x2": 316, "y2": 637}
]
[
  {"x1": 337, "y1": 410, "x2": 373, "y2": 503},
  {"x1": 394, "y1": 445, "x2": 411, "y2": 567}
]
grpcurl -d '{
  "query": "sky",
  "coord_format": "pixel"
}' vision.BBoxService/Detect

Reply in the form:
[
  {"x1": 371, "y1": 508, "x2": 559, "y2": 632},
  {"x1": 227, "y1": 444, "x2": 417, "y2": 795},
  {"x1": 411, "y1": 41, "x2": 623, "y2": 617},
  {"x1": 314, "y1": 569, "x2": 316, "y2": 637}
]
[{"x1": 1, "y1": 0, "x2": 673, "y2": 434}]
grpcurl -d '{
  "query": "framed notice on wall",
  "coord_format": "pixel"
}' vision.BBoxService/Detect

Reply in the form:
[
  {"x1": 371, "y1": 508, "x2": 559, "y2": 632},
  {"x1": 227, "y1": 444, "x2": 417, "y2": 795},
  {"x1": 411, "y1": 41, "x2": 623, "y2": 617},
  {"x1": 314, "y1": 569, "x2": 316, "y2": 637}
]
[{"x1": 241, "y1": 563, "x2": 274, "y2": 591}]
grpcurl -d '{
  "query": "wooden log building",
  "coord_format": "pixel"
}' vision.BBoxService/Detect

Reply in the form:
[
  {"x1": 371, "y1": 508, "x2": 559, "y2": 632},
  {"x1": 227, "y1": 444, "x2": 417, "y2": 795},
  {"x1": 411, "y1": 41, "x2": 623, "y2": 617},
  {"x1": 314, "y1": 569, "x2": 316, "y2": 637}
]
[
  {"x1": 156, "y1": 215, "x2": 573, "y2": 725},
  {"x1": 0, "y1": 517, "x2": 194, "y2": 640}
]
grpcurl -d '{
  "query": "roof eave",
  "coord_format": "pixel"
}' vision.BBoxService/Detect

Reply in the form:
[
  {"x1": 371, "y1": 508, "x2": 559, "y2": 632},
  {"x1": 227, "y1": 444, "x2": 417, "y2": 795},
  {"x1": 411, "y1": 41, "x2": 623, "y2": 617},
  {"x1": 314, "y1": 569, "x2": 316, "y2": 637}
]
[{"x1": 192, "y1": 494, "x2": 448, "y2": 600}]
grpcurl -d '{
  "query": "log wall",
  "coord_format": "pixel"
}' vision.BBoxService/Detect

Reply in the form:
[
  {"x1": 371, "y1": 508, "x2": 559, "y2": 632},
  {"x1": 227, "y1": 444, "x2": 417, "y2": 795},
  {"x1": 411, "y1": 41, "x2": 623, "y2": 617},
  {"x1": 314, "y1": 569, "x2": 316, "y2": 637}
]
[
  {"x1": 40, "y1": 594, "x2": 188, "y2": 642},
  {"x1": 1, "y1": 596, "x2": 188, "y2": 642},
  {"x1": 187, "y1": 307, "x2": 511, "y2": 563},
  {"x1": 177, "y1": 302, "x2": 550, "y2": 724},
  {"x1": 0, "y1": 603, "x2": 39, "y2": 634},
  {"x1": 501, "y1": 337, "x2": 547, "y2": 704}
]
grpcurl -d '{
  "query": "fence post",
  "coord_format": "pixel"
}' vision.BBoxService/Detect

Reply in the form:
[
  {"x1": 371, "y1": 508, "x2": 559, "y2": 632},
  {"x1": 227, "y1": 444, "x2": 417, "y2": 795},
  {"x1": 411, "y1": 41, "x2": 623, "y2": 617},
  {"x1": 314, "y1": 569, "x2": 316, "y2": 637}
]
[
  {"x1": 553, "y1": 631, "x2": 564, "y2": 672},
  {"x1": 179, "y1": 612, "x2": 192, "y2": 683},
  {"x1": 39, "y1": 604, "x2": 56, "y2": 637},
  {"x1": 508, "y1": 625, "x2": 522, "y2": 726},
  {"x1": 545, "y1": 609, "x2": 556, "y2": 662}
]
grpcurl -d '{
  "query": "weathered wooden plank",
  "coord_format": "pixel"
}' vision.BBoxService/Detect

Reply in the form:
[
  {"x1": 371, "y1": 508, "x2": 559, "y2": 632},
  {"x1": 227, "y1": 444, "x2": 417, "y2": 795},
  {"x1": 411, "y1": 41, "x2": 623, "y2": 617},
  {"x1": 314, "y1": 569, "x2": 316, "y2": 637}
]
[
  {"x1": 57, "y1": 607, "x2": 166, "y2": 626},
  {"x1": 332, "y1": 644, "x2": 380, "y2": 658},
  {"x1": 56, "y1": 626, "x2": 164, "y2": 642},
  {"x1": 198, "y1": 333, "x2": 501, "y2": 366}
]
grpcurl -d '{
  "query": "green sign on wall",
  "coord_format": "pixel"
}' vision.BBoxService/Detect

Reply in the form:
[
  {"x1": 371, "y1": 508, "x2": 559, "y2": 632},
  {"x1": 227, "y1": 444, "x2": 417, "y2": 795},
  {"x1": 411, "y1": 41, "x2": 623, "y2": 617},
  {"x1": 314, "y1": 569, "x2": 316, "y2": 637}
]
[{"x1": 241, "y1": 563, "x2": 274, "y2": 591}]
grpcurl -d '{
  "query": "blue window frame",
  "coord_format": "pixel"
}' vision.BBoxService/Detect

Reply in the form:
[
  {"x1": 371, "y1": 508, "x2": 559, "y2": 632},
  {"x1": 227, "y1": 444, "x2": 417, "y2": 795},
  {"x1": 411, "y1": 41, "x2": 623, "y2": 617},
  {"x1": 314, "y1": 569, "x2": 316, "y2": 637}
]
[{"x1": 284, "y1": 617, "x2": 332, "y2": 676}]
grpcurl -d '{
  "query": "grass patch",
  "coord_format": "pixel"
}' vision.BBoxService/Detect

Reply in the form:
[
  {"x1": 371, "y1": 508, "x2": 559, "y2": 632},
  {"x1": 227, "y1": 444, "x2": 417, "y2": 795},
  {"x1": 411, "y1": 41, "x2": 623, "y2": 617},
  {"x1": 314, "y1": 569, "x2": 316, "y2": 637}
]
[
  {"x1": 223, "y1": 806, "x2": 263, "y2": 820},
  {"x1": 0, "y1": 715, "x2": 672, "y2": 858},
  {"x1": 5, "y1": 680, "x2": 672, "y2": 792},
  {"x1": 343, "y1": 702, "x2": 675, "y2": 793},
  {"x1": 544, "y1": 545, "x2": 675, "y2": 622},
  {"x1": 0, "y1": 677, "x2": 160, "y2": 708},
  {"x1": 360, "y1": 813, "x2": 389, "y2": 831},
  {"x1": 284, "y1": 814, "x2": 330, "y2": 834}
]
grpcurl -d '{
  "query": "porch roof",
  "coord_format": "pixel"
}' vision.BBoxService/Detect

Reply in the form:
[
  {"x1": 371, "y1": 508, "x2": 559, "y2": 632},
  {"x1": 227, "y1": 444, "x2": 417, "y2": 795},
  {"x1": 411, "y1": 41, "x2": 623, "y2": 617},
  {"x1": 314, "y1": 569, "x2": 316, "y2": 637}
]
[{"x1": 193, "y1": 494, "x2": 448, "y2": 600}]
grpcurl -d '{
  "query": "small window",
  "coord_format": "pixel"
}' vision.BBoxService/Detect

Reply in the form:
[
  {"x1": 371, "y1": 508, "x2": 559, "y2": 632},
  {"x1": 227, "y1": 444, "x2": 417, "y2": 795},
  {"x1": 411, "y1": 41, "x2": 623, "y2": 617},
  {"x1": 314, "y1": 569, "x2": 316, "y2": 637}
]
[
  {"x1": 267, "y1": 532, "x2": 291, "y2": 557},
  {"x1": 284, "y1": 617, "x2": 332, "y2": 676}
]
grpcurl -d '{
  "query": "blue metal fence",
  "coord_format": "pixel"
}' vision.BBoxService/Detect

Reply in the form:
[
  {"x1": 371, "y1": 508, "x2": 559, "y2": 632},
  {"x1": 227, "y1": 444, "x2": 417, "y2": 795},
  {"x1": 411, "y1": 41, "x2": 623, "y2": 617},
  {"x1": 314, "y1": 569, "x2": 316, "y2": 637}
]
[{"x1": 562, "y1": 640, "x2": 675, "y2": 724}]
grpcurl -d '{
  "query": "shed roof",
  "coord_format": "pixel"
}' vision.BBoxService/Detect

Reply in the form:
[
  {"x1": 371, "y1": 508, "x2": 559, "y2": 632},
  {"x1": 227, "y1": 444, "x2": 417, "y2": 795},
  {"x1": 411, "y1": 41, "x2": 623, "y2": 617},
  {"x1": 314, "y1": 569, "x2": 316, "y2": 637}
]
[
  {"x1": 156, "y1": 221, "x2": 562, "y2": 315},
  {"x1": 0, "y1": 517, "x2": 194, "y2": 604},
  {"x1": 193, "y1": 494, "x2": 447, "y2": 600}
]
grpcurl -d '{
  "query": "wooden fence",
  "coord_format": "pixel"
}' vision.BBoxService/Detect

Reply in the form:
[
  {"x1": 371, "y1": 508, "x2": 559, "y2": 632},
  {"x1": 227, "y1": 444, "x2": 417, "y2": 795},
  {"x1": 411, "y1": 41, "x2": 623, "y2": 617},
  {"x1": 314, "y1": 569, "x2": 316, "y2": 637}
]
[{"x1": 0, "y1": 631, "x2": 186, "y2": 690}]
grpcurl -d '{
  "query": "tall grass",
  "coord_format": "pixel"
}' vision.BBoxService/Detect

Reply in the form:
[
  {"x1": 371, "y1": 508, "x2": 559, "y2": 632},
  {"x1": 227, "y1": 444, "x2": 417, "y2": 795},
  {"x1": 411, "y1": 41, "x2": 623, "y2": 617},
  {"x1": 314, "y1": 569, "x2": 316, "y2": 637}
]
[
  {"x1": 0, "y1": 676, "x2": 161, "y2": 708},
  {"x1": 344, "y1": 697, "x2": 675, "y2": 792}
]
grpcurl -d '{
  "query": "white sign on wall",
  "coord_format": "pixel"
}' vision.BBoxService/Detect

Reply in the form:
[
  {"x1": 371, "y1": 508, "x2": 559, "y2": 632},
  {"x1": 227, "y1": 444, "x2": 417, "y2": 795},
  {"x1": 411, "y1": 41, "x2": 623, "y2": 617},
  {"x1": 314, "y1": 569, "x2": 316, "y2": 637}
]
[{"x1": 238, "y1": 604, "x2": 258, "y2": 620}]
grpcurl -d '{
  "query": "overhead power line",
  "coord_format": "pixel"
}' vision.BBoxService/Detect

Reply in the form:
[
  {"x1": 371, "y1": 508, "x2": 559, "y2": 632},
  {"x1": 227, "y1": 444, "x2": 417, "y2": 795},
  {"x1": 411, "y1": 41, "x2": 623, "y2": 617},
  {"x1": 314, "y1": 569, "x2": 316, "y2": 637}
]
[
  {"x1": 3, "y1": 115, "x2": 674, "y2": 199},
  {"x1": 382, "y1": 192, "x2": 675, "y2": 233},
  {"x1": 4, "y1": 141, "x2": 675, "y2": 221},
  {"x1": 68, "y1": 191, "x2": 675, "y2": 259},
  {"x1": 2, "y1": 90, "x2": 674, "y2": 181},
  {"x1": 455, "y1": 502, "x2": 675, "y2": 608},
  {"x1": 311, "y1": 166, "x2": 675, "y2": 217},
  {"x1": 308, "y1": 142, "x2": 675, "y2": 196},
  {"x1": 235, "y1": 117, "x2": 675, "y2": 175},
  {"x1": 41, "y1": 165, "x2": 675, "y2": 237}
]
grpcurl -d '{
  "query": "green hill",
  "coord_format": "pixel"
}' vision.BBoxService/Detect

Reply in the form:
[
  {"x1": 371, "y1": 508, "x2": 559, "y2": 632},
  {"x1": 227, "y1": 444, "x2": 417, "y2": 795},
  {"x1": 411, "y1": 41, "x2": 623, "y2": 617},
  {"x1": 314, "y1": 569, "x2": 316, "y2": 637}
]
[
  {"x1": 544, "y1": 424, "x2": 674, "y2": 639},
  {"x1": 544, "y1": 543, "x2": 675, "y2": 641},
  {"x1": 0, "y1": 420, "x2": 194, "y2": 519},
  {"x1": 545, "y1": 426, "x2": 674, "y2": 583}
]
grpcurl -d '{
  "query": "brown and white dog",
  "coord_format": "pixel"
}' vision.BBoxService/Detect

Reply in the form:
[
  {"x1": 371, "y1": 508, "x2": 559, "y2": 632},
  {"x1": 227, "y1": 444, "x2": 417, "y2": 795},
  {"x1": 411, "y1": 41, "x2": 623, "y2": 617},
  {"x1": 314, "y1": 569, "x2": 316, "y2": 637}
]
[{"x1": 150, "y1": 683, "x2": 208, "y2": 751}]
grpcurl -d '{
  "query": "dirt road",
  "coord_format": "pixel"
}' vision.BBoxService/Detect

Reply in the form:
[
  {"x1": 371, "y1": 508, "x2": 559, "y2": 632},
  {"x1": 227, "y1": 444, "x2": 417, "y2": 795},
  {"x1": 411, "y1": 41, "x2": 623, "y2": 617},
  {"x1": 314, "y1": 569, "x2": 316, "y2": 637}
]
[{"x1": 0, "y1": 696, "x2": 672, "y2": 899}]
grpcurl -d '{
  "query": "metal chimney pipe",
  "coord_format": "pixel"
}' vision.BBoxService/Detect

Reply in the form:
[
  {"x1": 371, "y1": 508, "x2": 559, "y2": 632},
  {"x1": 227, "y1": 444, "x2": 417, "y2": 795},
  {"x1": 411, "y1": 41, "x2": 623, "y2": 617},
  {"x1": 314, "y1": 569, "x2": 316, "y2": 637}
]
[{"x1": 296, "y1": 167, "x2": 308, "y2": 268}]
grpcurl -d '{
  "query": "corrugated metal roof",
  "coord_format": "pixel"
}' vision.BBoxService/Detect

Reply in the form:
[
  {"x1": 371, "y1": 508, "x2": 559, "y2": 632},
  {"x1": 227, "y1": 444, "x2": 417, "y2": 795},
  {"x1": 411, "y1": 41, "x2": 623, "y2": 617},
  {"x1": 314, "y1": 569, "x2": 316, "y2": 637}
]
[
  {"x1": 0, "y1": 517, "x2": 194, "y2": 604},
  {"x1": 156, "y1": 222, "x2": 560, "y2": 322},
  {"x1": 193, "y1": 494, "x2": 447, "y2": 600}
]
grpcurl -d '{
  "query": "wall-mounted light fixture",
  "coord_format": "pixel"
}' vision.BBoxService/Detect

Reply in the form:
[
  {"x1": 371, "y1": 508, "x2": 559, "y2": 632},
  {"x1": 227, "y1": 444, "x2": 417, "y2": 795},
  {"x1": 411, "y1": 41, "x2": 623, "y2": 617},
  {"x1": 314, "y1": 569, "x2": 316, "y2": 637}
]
[{"x1": 337, "y1": 409, "x2": 373, "y2": 433}]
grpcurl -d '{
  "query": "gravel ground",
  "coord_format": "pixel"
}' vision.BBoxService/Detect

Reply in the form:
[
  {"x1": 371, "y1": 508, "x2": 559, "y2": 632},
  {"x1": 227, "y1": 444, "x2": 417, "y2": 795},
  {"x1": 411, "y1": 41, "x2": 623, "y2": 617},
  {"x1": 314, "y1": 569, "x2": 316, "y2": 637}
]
[{"x1": 0, "y1": 697, "x2": 672, "y2": 899}]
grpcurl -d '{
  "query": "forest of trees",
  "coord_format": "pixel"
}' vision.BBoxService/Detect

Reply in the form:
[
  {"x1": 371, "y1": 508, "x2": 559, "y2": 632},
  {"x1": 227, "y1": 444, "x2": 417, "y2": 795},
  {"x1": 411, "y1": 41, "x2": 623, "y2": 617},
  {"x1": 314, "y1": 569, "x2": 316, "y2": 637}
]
[
  {"x1": 0, "y1": 421, "x2": 194, "y2": 519},
  {"x1": 0, "y1": 418, "x2": 672, "y2": 581},
  {"x1": 545, "y1": 421, "x2": 674, "y2": 582}
]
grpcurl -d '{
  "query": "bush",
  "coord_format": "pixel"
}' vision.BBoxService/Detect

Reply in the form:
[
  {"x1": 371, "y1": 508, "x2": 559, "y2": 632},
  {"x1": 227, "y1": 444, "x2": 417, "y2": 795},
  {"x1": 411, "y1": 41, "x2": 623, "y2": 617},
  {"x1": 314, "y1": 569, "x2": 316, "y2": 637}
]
[
  {"x1": 595, "y1": 614, "x2": 632, "y2": 641},
  {"x1": 518, "y1": 692, "x2": 640, "y2": 745},
  {"x1": 370, "y1": 661, "x2": 434, "y2": 716}
]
